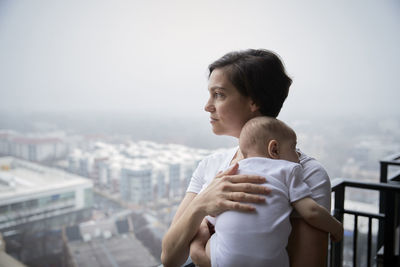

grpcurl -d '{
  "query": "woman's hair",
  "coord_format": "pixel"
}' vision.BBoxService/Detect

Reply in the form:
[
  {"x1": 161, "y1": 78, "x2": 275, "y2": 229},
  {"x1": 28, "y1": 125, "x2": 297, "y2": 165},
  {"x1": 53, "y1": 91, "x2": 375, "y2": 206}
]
[{"x1": 208, "y1": 49, "x2": 292, "y2": 118}]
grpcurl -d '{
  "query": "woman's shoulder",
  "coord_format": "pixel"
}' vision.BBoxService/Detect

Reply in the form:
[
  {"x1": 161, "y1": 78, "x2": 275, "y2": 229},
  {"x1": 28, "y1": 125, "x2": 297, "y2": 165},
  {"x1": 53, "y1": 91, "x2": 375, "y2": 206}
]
[
  {"x1": 193, "y1": 147, "x2": 238, "y2": 178},
  {"x1": 188, "y1": 147, "x2": 238, "y2": 193},
  {"x1": 201, "y1": 146, "x2": 238, "y2": 164},
  {"x1": 298, "y1": 149, "x2": 328, "y2": 176},
  {"x1": 296, "y1": 149, "x2": 331, "y2": 209}
]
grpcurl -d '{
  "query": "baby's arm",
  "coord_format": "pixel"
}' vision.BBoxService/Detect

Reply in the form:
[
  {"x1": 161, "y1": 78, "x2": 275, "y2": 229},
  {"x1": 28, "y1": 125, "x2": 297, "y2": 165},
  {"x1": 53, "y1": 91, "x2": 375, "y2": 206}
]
[
  {"x1": 292, "y1": 197, "x2": 343, "y2": 242},
  {"x1": 189, "y1": 218, "x2": 212, "y2": 267}
]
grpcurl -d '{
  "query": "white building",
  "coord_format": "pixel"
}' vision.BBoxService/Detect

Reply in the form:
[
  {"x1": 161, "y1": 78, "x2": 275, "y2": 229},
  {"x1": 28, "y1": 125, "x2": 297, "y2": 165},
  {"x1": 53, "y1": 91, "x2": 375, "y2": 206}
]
[
  {"x1": 151, "y1": 162, "x2": 168, "y2": 202},
  {"x1": 0, "y1": 157, "x2": 93, "y2": 231},
  {"x1": 67, "y1": 140, "x2": 214, "y2": 203},
  {"x1": 181, "y1": 159, "x2": 200, "y2": 194},
  {"x1": 0, "y1": 130, "x2": 68, "y2": 162},
  {"x1": 0, "y1": 132, "x2": 14, "y2": 155},
  {"x1": 168, "y1": 162, "x2": 181, "y2": 198},
  {"x1": 120, "y1": 160, "x2": 153, "y2": 205}
]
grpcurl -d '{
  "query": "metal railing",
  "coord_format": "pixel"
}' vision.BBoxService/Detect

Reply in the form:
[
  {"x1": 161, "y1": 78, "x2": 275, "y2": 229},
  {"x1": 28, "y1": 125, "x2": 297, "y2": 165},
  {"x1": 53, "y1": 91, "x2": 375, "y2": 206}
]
[
  {"x1": 329, "y1": 153, "x2": 400, "y2": 267},
  {"x1": 378, "y1": 152, "x2": 400, "y2": 266}
]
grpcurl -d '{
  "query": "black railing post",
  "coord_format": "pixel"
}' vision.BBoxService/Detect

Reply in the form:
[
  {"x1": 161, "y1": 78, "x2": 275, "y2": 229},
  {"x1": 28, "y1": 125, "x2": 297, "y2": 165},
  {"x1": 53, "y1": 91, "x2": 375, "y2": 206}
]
[
  {"x1": 396, "y1": 189, "x2": 400, "y2": 260},
  {"x1": 379, "y1": 153, "x2": 400, "y2": 266},
  {"x1": 380, "y1": 161, "x2": 388, "y2": 183},
  {"x1": 331, "y1": 181, "x2": 344, "y2": 267},
  {"x1": 367, "y1": 217, "x2": 372, "y2": 267},
  {"x1": 378, "y1": 161, "x2": 388, "y2": 250},
  {"x1": 353, "y1": 215, "x2": 358, "y2": 266},
  {"x1": 383, "y1": 190, "x2": 395, "y2": 266}
]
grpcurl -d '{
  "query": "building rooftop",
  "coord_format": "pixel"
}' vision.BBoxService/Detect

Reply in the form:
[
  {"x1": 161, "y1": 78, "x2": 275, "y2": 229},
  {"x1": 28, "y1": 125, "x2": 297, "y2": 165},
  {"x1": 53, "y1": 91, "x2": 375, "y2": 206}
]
[
  {"x1": 70, "y1": 140, "x2": 213, "y2": 167},
  {"x1": 0, "y1": 157, "x2": 92, "y2": 204},
  {"x1": 11, "y1": 137, "x2": 61, "y2": 145},
  {"x1": 68, "y1": 233, "x2": 159, "y2": 267},
  {"x1": 64, "y1": 214, "x2": 160, "y2": 267}
]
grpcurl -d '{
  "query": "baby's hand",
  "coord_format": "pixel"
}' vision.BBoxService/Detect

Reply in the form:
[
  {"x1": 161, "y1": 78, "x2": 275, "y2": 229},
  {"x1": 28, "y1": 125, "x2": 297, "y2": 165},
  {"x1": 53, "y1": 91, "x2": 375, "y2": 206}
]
[{"x1": 330, "y1": 223, "x2": 344, "y2": 242}]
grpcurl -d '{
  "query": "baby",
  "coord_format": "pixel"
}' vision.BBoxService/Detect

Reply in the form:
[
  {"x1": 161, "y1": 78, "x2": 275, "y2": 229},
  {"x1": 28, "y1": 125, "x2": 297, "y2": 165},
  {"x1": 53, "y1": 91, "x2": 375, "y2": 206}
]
[{"x1": 190, "y1": 116, "x2": 343, "y2": 267}]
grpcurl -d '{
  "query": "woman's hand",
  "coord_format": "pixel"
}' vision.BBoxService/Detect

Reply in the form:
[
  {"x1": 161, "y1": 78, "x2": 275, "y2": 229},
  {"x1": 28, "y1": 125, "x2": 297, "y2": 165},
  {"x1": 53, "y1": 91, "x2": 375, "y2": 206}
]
[
  {"x1": 194, "y1": 163, "x2": 270, "y2": 217},
  {"x1": 190, "y1": 218, "x2": 212, "y2": 267}
]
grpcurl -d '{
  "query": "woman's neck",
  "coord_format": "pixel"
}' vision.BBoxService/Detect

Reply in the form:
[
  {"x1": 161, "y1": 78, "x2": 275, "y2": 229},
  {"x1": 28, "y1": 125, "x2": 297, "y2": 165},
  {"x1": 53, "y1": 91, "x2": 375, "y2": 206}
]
[{"x1": 231, "y1": 148, "x2": 244, "y2": 165}]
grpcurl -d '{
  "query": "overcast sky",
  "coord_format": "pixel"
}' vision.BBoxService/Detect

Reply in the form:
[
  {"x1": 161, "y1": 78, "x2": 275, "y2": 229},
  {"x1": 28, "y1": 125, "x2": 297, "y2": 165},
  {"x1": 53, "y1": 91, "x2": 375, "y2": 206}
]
[{"x1": 0, "y1": 0, "x2": 399, "y2": 120}]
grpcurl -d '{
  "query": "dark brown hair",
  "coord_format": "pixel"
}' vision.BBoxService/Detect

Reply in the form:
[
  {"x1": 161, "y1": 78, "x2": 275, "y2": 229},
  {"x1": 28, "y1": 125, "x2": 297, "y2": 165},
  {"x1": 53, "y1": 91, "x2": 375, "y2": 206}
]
[{"x1": 209, "y1": 49, "x2": 292, "y2": 118}]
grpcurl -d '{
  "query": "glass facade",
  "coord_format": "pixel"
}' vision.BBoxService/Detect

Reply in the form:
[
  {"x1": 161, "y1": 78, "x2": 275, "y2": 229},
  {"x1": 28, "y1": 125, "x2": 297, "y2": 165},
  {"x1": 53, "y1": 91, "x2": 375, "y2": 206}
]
[
  {"x1": 121, "y1": 168, "x2": 152, "y2": 204},
  {"x1": 0, "y1": 191, "x2": 76, "y2": 218},
  {"x1": 84, "y1": 188, "x2": 93, "y2": 207}
]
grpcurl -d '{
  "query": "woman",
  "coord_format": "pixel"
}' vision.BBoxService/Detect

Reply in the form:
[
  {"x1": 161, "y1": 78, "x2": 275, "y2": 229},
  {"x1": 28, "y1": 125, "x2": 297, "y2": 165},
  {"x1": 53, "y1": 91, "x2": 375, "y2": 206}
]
[{"x1": 161, "y1": 49, "x2": 331, "y2": 267}]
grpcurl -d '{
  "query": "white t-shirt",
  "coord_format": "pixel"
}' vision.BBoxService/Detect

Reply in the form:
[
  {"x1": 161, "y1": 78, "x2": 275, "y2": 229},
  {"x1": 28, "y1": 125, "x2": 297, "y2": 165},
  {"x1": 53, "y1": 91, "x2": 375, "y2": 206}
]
[
  {"x1": 209, "y1": 157, "x2": 312, "y2": 267},
  {"x1": 186, "y1": 147, "x2": 331, "y2": 266},
  {"x1": 187, "y1": 147, "x2": 331, "y2": 211}
]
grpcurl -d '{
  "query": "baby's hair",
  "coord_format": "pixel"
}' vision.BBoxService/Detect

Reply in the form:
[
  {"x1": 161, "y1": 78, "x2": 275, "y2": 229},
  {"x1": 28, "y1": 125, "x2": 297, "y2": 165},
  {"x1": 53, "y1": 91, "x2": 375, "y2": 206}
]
[{"x1": 239, "y1": 116, "x2": 296, "y2": 158}]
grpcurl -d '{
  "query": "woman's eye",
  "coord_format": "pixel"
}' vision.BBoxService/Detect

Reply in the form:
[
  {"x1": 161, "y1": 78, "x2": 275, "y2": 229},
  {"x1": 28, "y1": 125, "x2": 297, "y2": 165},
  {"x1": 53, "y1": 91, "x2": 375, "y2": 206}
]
[{"x1": 214, "y1": 92, "x2": 225, "y2": 99}]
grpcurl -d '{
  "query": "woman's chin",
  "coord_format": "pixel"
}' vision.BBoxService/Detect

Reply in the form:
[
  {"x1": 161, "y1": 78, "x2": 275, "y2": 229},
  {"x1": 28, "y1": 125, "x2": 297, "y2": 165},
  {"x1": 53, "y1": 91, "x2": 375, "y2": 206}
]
[
  {"x1": 211, "y1": 127, "x2": 224, "y2": 135},
  {"x1": 212, "y1": 129, "x2": 234, "y2": 137}
]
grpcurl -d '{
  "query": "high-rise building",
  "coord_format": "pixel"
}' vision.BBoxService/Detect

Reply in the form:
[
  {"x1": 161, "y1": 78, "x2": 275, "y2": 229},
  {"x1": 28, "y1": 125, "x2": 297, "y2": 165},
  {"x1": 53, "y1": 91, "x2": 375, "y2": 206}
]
[
  {"x1": 153, "y1": 166, "x2": 167, "y2": 201},
  {"x1": 120, "y1": 163, "x2": 153, "y2": 205},
  {"x1": 168, "y1": 162, "x2": 181, "y2": 198}
]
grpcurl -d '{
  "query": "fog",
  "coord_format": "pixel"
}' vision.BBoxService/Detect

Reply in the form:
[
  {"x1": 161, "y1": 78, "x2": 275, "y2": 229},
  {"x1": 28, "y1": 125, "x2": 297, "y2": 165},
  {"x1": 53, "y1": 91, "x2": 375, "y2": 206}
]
[{"x1": 0, "y1": 0, "x2": 399, "y2": 120}]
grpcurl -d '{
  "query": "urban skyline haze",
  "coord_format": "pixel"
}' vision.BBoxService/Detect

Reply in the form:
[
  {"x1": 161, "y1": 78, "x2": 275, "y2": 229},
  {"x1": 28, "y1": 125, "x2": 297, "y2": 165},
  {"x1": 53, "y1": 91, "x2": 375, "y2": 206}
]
[{"x1": 0, "y1": 0, "x2": 399, "y2": 120}]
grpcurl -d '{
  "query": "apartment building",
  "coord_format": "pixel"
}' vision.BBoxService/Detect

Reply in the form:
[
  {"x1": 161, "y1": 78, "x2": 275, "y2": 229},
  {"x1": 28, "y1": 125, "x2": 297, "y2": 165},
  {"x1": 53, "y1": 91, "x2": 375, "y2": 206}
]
[{"x1": 0, "y1": 157, "x2": 93, "y2": 232}]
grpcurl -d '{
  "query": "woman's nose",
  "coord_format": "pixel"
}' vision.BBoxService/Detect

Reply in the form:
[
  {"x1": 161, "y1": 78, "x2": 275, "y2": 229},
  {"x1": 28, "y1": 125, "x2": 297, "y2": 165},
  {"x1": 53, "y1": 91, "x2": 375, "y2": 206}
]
[{"x1": 204, "y1": 98, "x2": 215, "y2": 112}]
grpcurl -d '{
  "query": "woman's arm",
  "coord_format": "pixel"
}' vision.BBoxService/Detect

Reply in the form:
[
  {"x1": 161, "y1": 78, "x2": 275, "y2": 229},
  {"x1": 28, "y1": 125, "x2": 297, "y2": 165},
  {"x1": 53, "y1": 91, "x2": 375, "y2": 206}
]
[
  {"x1": 161, "y1": 192, "x2": 201, "y2": 267},
  {"x1": 287, "y1": 152, "x2": 332, "y2": 267},
  {"x1": 161, "y1": 163, "x2": 269, "y2": 267},
  {"x1": 288, "y1": 218, "x2": 329, "y2": 267}
]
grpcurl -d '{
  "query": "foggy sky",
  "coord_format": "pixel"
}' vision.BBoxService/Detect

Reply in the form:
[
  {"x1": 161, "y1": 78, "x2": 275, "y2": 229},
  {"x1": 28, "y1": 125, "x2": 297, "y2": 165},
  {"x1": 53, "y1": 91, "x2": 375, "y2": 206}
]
[{"x1": 0, "y1": 0, "x2": 399, "y2": 120}]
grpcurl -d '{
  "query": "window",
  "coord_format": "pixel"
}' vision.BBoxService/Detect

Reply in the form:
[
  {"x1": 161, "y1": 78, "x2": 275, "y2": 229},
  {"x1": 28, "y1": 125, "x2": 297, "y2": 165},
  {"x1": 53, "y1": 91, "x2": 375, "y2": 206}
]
[
  {"x1": 11, "y1": 202, "x2": 23, "y2": 211},
  {"x1": 84, "y1": 188, "x2": 93, "y2": 207},
  {"x1": 25, "y1": 199, "x2": 38, "y2": 208},
  {"x1": 0, "y1": 205, "x2": 8, "y2": 214}
]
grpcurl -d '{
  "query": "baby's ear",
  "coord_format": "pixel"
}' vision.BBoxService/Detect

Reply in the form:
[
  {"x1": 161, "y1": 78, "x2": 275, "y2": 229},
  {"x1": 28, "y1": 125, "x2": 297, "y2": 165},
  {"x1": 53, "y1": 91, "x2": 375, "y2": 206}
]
[{"x1": 268, "y1": 140, "x2": 280, "y2": 159}]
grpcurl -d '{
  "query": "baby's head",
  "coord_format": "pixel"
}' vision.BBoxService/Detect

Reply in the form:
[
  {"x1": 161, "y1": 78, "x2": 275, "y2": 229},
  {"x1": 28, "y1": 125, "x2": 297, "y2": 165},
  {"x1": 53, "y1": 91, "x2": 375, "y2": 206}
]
[{"x1": 239, "y1": 116, "x2": 299, "y2": 163}]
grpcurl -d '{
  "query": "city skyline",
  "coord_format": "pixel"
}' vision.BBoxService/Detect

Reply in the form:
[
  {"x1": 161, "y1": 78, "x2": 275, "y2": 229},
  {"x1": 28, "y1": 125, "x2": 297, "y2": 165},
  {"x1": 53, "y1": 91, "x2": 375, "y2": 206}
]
[{"x1": 2, "y1": 113, "x2": 399, "y2": 185}]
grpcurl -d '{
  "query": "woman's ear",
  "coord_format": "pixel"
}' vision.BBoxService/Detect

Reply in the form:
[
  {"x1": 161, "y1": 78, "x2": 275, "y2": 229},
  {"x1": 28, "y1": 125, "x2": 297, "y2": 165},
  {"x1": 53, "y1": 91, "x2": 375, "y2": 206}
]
[
  {"x1": 250, "y1": 100, "x2": 260, "y2": 113},
  {"x1": 267, "y1": 140, "x2": 280, "y2": 159}
]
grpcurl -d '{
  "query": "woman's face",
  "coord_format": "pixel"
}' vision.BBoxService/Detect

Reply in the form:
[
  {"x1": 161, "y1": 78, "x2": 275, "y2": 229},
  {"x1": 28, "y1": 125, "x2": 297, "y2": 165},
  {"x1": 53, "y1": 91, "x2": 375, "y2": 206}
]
[{"x1": 204, "y1": 68, "x2": 259, "y2": 138}]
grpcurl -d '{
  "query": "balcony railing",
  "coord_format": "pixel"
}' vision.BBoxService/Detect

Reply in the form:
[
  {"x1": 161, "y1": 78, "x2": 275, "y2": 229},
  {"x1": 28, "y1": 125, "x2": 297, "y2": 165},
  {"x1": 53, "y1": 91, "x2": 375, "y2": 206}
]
[{"x1": 329, "y1": 153, "x2": 400, "y2": 267}]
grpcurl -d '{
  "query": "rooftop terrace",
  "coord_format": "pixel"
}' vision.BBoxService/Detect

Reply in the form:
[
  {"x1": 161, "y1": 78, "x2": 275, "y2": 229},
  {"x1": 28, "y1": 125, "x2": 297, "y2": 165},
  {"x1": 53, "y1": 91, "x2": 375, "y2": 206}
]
[{"x1": 0, "y1": 157, "x2": 92, "y2": 203}]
